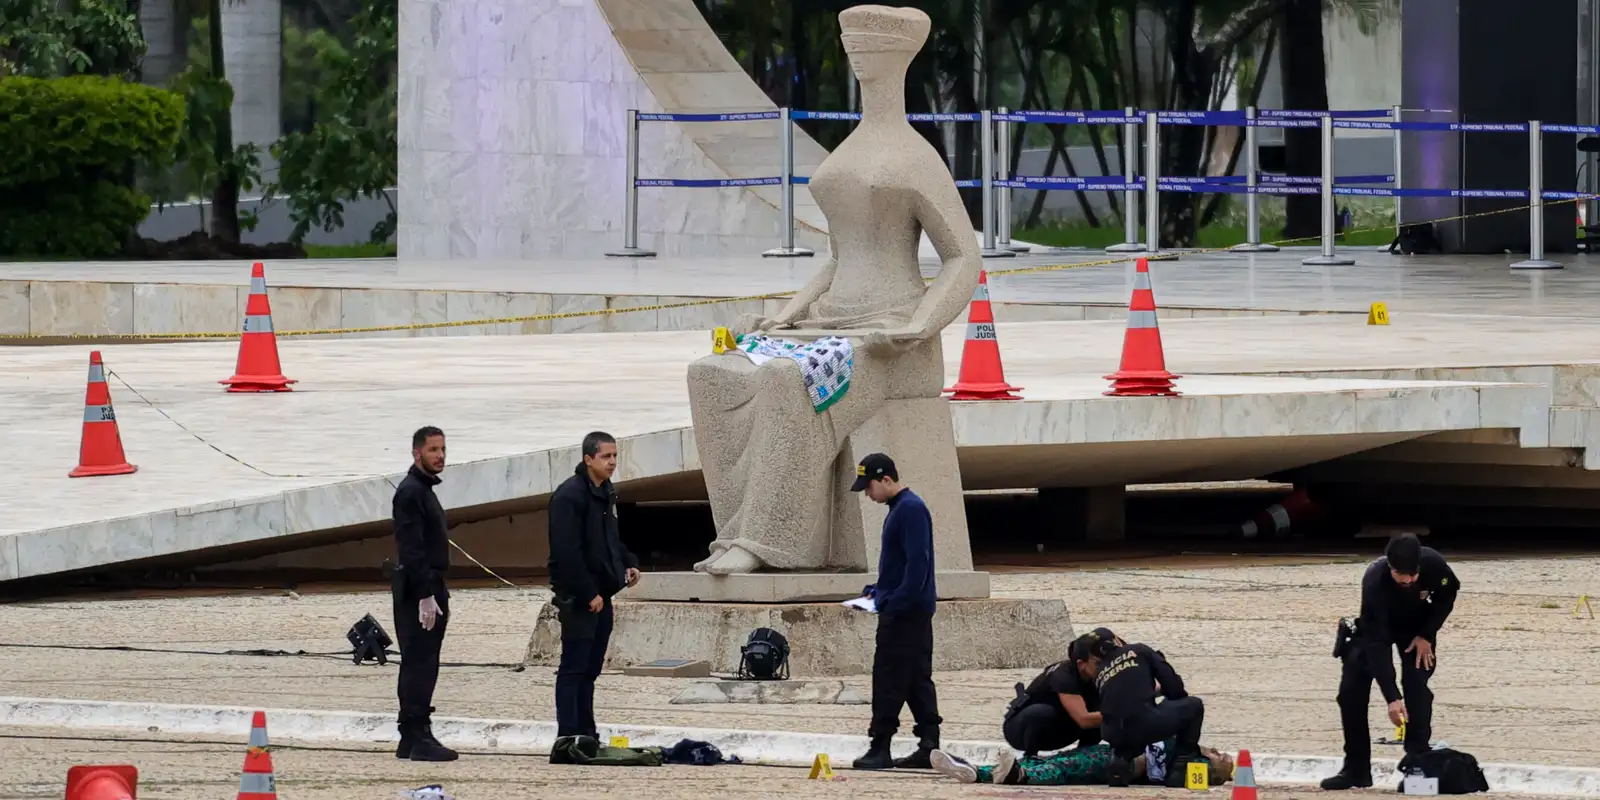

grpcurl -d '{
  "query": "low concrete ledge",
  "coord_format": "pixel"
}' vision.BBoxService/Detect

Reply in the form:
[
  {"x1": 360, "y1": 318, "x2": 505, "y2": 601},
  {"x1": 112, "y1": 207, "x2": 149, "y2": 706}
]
[{"x1": 0, "y1": 696, "x2": 1595, "y2": 795}]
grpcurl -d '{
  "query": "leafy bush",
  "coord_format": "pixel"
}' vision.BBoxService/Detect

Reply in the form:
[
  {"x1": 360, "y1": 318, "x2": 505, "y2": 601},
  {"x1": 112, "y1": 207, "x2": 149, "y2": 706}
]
[{"x1": 0, "y1": 75, "x2": 183, "y2": 257}]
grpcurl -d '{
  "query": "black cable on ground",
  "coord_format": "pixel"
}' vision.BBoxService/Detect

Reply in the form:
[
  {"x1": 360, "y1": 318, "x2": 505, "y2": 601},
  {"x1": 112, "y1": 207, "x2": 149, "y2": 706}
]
[{"x1": 0, "y1": 641, "x2": 524, "y2": 670}]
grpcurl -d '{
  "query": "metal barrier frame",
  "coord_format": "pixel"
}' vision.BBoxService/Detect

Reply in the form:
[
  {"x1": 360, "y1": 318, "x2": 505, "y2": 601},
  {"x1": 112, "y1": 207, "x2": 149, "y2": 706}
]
[{"x1": 605, "y1": 105, "x2": 1577, "y2": 269}]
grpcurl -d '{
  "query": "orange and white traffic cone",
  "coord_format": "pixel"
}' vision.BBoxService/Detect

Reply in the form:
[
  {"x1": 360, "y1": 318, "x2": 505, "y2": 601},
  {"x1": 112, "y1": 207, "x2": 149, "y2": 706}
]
[
  {"x1": 1105, "y1": 258, "x2": 1180, "y2": 396},
  {"x1": 1240, "y1": 488, "x2": 1322, "y2": 539},
  {"x1": 237, "y1": 711, "x2": 278, "y2": 800},
  {"x1": 221, "y1": 263, "x2": 296, "y2": 393},
  {"x1": 943, "y1": 270, "x2": 1022, "y2": 401},
  {"x1": 1231, "y1": 749, "x2": 1257, "y2": 800},
  {"x1": 65, "y1": 765, "x2": 137, "y2": 800},
  {"x1": 69, "y1": 351, "x2": 137, "y2": 478}
]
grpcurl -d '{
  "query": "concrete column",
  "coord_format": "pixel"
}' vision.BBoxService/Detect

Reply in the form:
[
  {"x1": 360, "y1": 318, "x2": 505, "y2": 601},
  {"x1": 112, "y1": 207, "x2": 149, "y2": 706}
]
[
  {"x1": 138, "y1": 0, "x2": 182, "y2": 87},
  {"x1": 1039, "y1": 486, "x2": 1127, "y2": 543},
  {"x1": 220, "y1": 0, "x2": 282, "y2": 173}
]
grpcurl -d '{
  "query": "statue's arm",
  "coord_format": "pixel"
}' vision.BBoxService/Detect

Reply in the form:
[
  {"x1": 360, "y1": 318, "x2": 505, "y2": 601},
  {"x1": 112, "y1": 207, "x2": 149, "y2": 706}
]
[
  {"x1": 771, "y1": 252, "x2": 837, "y2": 325},
  {"x1": 904, "y1": 172, "x2": 983, "y2": 340}
]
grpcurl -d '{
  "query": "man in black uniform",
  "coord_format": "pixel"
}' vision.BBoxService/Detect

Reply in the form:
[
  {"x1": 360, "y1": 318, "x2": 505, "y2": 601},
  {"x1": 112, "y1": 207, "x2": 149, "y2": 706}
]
[
  {"x1": 1001, "y1": 628, "x2": 1114, "y2": 756},
  {"x1": 1089, "y1": 634, "x2": 1205, "y2": 787},
  {"x1": 1322, "y1": 533, "x2": 1459, "y2": 790},
  {"x1": 548, "y1": 431, "x2": 640, "y2": 741},
  {"x1": 391, "y1": 426, "x2": 458, "y2": 762}
]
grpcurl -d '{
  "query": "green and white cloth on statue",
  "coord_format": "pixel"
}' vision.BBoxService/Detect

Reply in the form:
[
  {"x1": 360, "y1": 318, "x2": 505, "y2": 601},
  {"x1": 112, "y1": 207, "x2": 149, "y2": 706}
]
[{"x1": 734, "y1": 333, "x2": 853, "y2": 413}]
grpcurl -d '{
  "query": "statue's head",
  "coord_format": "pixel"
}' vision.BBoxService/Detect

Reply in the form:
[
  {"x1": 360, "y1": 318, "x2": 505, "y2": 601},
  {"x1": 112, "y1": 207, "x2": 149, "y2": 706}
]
[{"x1": 838, "y1": 5, "x2": 930, "y2": 82}]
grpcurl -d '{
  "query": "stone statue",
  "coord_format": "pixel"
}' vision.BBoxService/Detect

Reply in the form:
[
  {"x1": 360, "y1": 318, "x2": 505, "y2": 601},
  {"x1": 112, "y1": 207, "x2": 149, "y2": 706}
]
[{"x1": 684, "y1": 4, "x2": 982, "y2": 576}]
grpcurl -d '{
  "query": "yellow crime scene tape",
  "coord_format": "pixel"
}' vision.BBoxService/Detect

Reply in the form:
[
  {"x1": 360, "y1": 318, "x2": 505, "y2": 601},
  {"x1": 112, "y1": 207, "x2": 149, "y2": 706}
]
[{"x1": 2, "y1": 194, "x2": 1594, "y2": 342}]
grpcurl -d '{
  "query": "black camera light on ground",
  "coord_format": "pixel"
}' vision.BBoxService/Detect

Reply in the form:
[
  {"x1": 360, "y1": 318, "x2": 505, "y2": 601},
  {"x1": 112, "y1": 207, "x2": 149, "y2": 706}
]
[
  {"x1": 347, "y1": 613, "x2": 393, "y2": 665},
  {"x1": 736, "y1": 627, "x2": 791, "y2": 681}
]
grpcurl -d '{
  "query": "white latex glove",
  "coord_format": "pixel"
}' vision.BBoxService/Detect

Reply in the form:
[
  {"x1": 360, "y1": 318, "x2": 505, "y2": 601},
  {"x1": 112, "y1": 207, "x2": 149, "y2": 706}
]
[{"x1": 419, "y1": 596, "x2": 444, "y2": 631}]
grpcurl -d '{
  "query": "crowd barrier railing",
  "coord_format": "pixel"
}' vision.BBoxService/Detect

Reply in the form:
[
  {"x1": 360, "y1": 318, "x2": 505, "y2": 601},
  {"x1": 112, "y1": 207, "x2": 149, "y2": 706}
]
[{"x1": 603, "y1": 105, "x2": 1576, "y2": 269}]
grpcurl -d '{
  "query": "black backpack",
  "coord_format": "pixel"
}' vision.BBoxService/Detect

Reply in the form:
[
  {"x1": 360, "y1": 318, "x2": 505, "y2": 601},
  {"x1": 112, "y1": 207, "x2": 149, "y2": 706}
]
[
  {"x1": 1398, "y1": 748, "x2": 1490, "y2": 794},
  {"x1": 737, "y1": 627, "x2": 791, "y2": 680}
]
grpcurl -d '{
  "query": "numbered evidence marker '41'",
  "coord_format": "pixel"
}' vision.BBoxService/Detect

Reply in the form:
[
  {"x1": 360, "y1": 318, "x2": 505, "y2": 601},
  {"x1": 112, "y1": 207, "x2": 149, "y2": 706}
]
[{"x1": 1368, "y1": 302, "x2": 1391, "y2": 325}]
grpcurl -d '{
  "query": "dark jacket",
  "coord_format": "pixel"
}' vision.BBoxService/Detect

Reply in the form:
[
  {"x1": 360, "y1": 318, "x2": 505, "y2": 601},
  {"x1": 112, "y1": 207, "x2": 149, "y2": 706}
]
[
  {"x1": 1093, "y1": 643, "x2": 1187, "y2": 723},
  {"x1": 548, "y1": 463, "x2": 638, "y2": 603},
  {"x1": 393, "y1": 464, "x2": 450, "y2": 599},
  {"x1": 1358, "y1": 547, "x2": 1460, "y2": 703},
  {"x1": 874, "y1": 488, "x2": 937, "y2": 617}
]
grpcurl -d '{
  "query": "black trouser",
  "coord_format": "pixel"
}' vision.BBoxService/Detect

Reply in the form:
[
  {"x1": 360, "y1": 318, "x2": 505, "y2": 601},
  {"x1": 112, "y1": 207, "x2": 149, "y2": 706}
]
[
  {"x1": 1003, "y1": 702, "x2": 1097, "y2": 755},
  {"x1": 868, "y1": 610, "x2": 942, "y2": 741},
  {"x1": 1337, "y1": 635, "x2": 1436, "y2": 769},
  {"x1": 555, "y1": 598, "x2": 615, "y2": 738},
  {"x1": 1103, "y1": 696, "x2": 1205, "y2": 761},
  {"x1": 393, "y1": 587, "x2": 449, "y2": 727}
]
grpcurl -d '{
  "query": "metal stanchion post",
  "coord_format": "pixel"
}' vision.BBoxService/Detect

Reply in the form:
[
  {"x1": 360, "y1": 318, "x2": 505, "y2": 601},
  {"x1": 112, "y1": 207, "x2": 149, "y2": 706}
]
[
  {"x1": 996, "y1": 106, "x2": 1029, "y2": 252},
  {"x1": 980, "y1": 109, "x2": 1016, "y2": 259},
  {"x1": 1511, "y1": 120, "x2": 1564, "y2": 270},
  {"x1": 762, "y1": 107, "x2": 814, "y2": 258},
  {"x1": 1232, "y1": 106, "x2": 1278, "y2": 253},
  {"x1": 1301, "y1": 115, "x2": 1353, "y2": 266},
  {"x1": 605, "y1": 108, "x2": 657, "y2": 258},
  {"x1": 1382, "y1": 103, "x2": 1402, "y2": 251},
  {"x1": 1107, "y1": 106, "x2": 1146, "y2": 253},
  {"x1": 1143, "y1": 111, "x2": 1172, "y2": 258}
]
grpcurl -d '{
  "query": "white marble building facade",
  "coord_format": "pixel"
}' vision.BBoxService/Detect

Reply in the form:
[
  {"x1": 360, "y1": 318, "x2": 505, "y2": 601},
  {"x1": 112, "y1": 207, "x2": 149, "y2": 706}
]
[{"x1": 397, "y1": 0, "x2": 829, "y2": 260}]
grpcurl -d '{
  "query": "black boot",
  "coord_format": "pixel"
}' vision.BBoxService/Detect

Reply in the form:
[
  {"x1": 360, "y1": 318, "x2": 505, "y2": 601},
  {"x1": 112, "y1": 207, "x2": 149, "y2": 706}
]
[
  {"x1": 1165, "y1": 743, "x2": 1202, "y2": 788},
  {"x1": 1320, "y1": 768, "x2": 1374, "y2": 790},
  {"x1": 408, "y1": 722, "x2": 459, "y2": 762},
  {"x1": 395, "y1": 722, "x2": 414, "y2": 760},
  {"x1": 852, "y1": 737, "x2": 895, "y2": 770},
  {"x1": 1107, "y1": 751, "x2": 1134, "y2": 787},
  {"x1": 892, "y1": 728, "x2": 939, "y2": 769}
]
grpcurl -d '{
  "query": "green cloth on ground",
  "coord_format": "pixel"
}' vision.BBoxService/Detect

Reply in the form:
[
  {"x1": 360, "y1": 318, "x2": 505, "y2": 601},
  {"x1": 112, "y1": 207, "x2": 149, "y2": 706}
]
[
  {"x1": 548, "y1": 735, "x2": 665, "y2": 766},
  {"x1": 975, "y1": 742, "x2": 1117, "y2": 784}
]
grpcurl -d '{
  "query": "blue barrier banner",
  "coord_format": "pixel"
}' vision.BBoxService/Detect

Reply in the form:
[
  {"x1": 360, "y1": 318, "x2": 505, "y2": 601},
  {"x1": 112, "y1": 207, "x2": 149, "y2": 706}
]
[
  {"x1": 1332, "y1": 186, "x2": 1529, "y2": 198},
  {"x1": 1334, "y1": 120, "x2": 1529, "y2": 133},
  {"x1": 1251, "y1": 173, "x2": 1395, "y2": 185},
  {"x1": 1543, "y1": 124, "x2": 1600, "y2": 136},
  {"x1": 954, "y1": 178, "x2": 982, "y2": 187},
  {"x1": 908, "y1": 112, "x2": 983, "y2": 122},
  {"x1": 792, "y1": 110, "x2": 862, "y2": 121},
  {"x1": 1259, "y1": 108, "x2": 1393, "y2": 119},
  {"x1": 1544, "y1": 190, "x2": 1588, "y2": 200},
  {"x1": 1251, "y1": 118, "x2": 1320, "y2": 129},
  {"x1": 1151, "y1": 110, "x2": 1245, "y2": 125},
  {"x1": 1002, "y1": 110, "x2": 1133, "y2": 125},
  {"x1": 637, "y1": 111, "x2": 782, "y2": 123},
  {"x1": 636, "y1": 177, "x2": 782, "y2": 188}
]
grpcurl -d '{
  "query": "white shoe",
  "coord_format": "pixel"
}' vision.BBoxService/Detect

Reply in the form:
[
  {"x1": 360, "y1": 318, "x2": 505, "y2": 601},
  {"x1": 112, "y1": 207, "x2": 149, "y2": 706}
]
[
  {"x1": 996, "y1": 749, "x2": 1020, "y2": 785},
  {"x1": 930, "y1": 749, "x2": 977, "y2": 784}
]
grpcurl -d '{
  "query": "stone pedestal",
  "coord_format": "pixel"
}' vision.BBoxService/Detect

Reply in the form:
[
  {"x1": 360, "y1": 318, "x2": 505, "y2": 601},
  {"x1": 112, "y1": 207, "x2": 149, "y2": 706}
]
[{"x1": 525, "y1": 598, "x2": 1075, "y2": 677}]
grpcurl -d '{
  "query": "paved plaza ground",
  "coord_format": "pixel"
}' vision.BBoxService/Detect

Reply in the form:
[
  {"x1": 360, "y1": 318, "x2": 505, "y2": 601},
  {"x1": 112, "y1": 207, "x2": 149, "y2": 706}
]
[{"x1": 0, "y1": 553, "x2": 1595, "y2": 794}]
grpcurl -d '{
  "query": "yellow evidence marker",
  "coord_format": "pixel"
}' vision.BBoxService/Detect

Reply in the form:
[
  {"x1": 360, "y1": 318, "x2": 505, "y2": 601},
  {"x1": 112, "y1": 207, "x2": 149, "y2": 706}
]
[
  {"x1": 808, "y1": 753, "x2": 835, "y2": 780},
  {"x1": 1367, "y1": 302, "x2": 1390, "y2": 326},
  {"x1": 1576, "y1": 594, "x2": 1594, "y2": 619},
  {"x1": 1394, "y1": 722, "x2": 1407, "y2": 743},
  {"x1": 609, "y1": 735, "x2": 630, "y2": 748},
  {"x1": 712, "y1": 326, "x2": 736, "y2": 354},
  {"x1": 1186, "y1": 761, "x2": 1210, "y2": 790}
]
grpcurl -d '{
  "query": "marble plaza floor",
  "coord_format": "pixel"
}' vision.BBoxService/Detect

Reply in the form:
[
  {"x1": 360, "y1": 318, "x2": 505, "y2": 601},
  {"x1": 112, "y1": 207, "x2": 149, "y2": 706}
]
[
  {"x1": 2, "y1": 248, "x2": 1598, "y2": 341},
  {"x1": 5, "y1": 313, "x2": 1596, "y2": 582}
]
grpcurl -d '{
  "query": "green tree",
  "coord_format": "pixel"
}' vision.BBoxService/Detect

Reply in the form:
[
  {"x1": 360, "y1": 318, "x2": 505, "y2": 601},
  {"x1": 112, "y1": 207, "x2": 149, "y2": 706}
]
[
  {"x1": 0, "y1": 0, "x2": 145, "y2": 78},
  {"x1": 265, "y1": 0, "x2": 396, "y2": 244}
]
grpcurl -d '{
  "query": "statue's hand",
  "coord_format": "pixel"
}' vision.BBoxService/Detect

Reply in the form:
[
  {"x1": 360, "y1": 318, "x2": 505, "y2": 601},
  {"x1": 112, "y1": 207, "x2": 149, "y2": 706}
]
[
  {"x1": 861, "y1": 328, "x2": 923, "y2": 354},
  {"x1": 734, "y1": 313, "x2": 773, "y2": 337}
]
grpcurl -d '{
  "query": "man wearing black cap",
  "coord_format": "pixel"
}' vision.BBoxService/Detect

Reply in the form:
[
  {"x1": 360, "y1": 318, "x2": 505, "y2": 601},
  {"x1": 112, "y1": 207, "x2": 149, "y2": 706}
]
[{"x1": 849, "y1": 452, "x2": 943, "y2": 771}]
